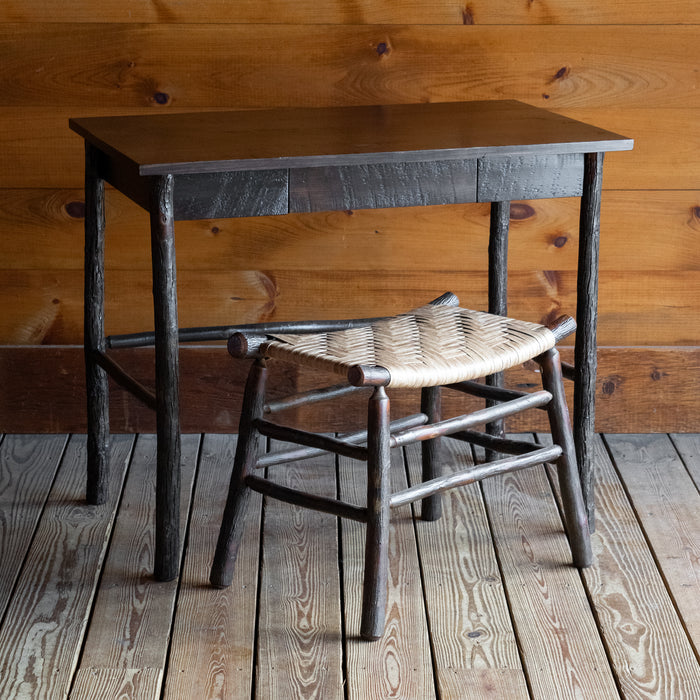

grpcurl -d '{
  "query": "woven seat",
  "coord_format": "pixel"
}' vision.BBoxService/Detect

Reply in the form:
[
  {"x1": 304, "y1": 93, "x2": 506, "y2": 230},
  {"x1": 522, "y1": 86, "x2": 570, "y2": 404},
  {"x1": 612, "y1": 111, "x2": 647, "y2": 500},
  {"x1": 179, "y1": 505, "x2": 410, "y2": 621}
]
[
  {"x1": 211, "y1": 293, "x2": 592, "y2": 640},
  {"x1": 265, "y1": 304, "x2": 557, "y2": 389}
]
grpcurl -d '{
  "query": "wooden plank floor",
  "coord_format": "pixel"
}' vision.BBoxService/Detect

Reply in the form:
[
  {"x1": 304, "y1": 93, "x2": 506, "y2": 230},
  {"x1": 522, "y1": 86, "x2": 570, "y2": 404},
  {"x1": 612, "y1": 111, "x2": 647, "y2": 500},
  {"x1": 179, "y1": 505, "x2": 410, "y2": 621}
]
[{"x1": 0, "y1": 432, "x2": 699, "y2": 699}]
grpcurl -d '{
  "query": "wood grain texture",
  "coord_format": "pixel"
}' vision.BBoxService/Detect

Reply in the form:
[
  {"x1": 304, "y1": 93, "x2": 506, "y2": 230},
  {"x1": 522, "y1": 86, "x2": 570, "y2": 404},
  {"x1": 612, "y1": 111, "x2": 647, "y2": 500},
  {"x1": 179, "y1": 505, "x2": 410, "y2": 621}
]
[
  {"x1": 255, "y1": 442, "x2": 344, "y2": 700},
  {"x1": 2, "y1": 189, "x2": 698, "y2": 273},
  {"x1": 0, "y1": 268, "x2": 696, "y2": 346},
  {"x1": 339, "y1": 446, "x2": 434, "y2": 698},
  {"x1": 0, "y1": 434, "x2": 68, "y2": 617},
  {"x1": 4, "y1": 0, "x2": 700, "y2": 24},
  {"x1": 542, "y1": 433, "x2": 700, "y2": 699},
  {"x1": 174, "y1": 170, "x2": 289, "y2": 220},
  {"x1": 480, "y1": 463, "x2": 619, "y2": 699},
  {"x1": 477, "y1": 153, "x2": 583, "y2": 201},
  {"x1": 3, "y1": 0, "x2": 700, "y2": 24},
  {"x1": 1, "y1": 345, "x2": 698, "y2": 434},
  {"x1": 290, "y1": 159, "x2": 477, "y2": 212},
  {"x1": 559, "y1": 108, "x2": 700, "y2": 192},
  {"x1": 70, "y1": 669, "x2": 162, "y2": 700},
  {"x1": 163, "y1": 434, "x2": 262, "y2": 700},
  {"x1": 404, "y1": 440, "x2": 529, "y2": 699},
  {"x1": 0, "y1": 434, "x2": 135, "y2": 700},
  {"x1": 75, "y1": 435, "x2": 199, "y2": 680},
  {"x1": 604, "y1": 434, "x2": 700, "y2": 653},
  {"x1": 0, "y1": 25, "x2": 695, "y2": 111},
  {"x1": 670, "y1": 434, "x2": 700, "y2": 491}
]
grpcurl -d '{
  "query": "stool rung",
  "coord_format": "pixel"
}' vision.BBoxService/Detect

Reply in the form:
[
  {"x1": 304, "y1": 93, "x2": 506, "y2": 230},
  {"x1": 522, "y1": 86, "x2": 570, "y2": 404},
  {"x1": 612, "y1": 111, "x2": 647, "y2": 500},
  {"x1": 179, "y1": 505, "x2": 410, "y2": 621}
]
[
  {"x1": 255, "y1": 419, "x2": 368, "y2": 461},
  {"x1": 245, "y1": 474, "x2": 367, "y2": 522},
  {"x1": 450, "y1": 430, "x2": 543, "y2": 456},
  {"x1": 265, "y1": 383, "x2": 369, "y2": 414},
  {"x1": 390, "y1": 444, "x2": 562, "y2": 509},
  {"x1": 561, "y1": 361, "x2": 575, "y2": 381},
  {"x1": 390, "y1": 391, "x2": 552, "y2": 448},
  {"x1": 256, "y1": 413, "x2": 429, "y2": 469},
  {"x1": 446, "y1": 380, "x2": 547, "y2": 409}
]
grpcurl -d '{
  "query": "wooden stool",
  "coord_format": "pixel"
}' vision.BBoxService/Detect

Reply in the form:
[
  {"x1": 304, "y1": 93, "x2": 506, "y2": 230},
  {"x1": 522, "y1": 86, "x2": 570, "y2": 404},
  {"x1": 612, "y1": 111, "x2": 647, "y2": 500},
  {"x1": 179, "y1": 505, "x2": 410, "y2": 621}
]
[{"x1": 210, "y1": 293, "x2": 592, "y2": 640}]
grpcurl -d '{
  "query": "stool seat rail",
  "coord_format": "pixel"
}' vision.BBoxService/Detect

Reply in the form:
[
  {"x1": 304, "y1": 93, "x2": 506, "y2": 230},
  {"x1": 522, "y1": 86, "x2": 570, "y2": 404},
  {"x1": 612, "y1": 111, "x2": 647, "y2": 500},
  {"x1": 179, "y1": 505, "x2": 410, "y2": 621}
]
[{"x1": 256, "y1": 413, "x2": 429, "y2": 469}]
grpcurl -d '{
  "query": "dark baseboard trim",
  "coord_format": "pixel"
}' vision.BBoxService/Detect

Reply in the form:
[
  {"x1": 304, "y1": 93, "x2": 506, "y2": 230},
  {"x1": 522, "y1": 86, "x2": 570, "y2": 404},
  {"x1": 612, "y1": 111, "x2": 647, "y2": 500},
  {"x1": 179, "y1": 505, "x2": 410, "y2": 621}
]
[{"x1": 1, "y1": 345, "x2": 698, "y2": 433}]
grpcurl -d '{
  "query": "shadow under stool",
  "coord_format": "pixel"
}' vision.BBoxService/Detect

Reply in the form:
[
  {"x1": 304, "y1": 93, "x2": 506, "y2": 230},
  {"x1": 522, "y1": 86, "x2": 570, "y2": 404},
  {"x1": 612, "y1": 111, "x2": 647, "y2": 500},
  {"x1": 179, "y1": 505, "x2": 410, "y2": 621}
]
[{"x1": 210, "y1": 292, "x2": 592, "y2": 640}]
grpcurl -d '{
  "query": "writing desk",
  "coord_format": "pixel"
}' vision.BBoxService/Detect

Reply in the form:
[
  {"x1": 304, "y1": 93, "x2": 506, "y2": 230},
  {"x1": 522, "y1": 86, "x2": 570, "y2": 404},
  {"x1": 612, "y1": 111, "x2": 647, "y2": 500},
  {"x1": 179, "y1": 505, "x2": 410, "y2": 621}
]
[{"x1": 70, "y1": 101, "x2": 632, "y2": 580}]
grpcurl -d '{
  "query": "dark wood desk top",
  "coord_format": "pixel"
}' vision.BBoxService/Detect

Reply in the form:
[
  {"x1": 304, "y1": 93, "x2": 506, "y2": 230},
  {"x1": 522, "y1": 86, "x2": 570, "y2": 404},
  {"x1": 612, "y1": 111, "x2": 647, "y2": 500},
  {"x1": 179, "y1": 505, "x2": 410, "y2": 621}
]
[{"x1": 70, "y1": 100, "x2": 632, "y2": 177}]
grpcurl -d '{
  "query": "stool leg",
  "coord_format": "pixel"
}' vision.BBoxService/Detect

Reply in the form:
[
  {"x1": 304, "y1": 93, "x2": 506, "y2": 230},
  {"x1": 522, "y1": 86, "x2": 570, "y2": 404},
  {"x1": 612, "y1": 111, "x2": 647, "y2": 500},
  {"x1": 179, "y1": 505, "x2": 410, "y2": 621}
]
[
  {"x1": 210, "y1": 359, "x2": 267, "y2": 588},
  {"x1": 361, "y1": 386, "x2": 391, "y2": 640},
  {"x1": 421, "y1": 386, "x2": 442, "y2": 521},
  {"x1": 538, "y1": 348, "x2": 593, "y2": 568}
]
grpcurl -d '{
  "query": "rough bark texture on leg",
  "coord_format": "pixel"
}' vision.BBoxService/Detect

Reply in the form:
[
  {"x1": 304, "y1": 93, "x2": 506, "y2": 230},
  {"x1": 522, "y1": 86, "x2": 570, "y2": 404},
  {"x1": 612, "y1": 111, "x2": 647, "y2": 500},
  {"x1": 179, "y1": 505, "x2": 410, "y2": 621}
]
[
  {"x1": 84, "y1": 142, "x2": 109, "y2": 505},
  {"x1": 575, "y1": 152, "x2": 604, "y2": 531},
  {"x1": 421, "y1": 386, "x2": 443, "y2": 521},
  {"x1": 150, "y1": 174, "x2": 182, "y2": 582}
]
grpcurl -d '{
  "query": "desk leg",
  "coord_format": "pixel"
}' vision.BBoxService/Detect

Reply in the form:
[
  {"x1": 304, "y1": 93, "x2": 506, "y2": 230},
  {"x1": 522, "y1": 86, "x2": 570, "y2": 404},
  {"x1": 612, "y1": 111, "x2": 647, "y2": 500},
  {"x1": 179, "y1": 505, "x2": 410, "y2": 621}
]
[
  {"x1": 150, "y1": 174, "x2": 181, "y2": 581},
  {"x1": 576, "y1": 152, "x2": 604, "y2": 531},
  {"x1": 84, "y1": 143, "x2": 110, "y2": 505},
  {"x1": 486, "y1": 200, "x2": 510, "y2": 460}
]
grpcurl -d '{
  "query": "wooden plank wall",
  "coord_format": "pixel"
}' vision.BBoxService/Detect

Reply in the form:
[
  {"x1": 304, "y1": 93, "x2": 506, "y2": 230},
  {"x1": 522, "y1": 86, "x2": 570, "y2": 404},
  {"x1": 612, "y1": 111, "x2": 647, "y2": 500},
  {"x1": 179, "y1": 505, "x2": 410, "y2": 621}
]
[{"x1": 0, "y1": 2, "x2": 698, "y2": 431}]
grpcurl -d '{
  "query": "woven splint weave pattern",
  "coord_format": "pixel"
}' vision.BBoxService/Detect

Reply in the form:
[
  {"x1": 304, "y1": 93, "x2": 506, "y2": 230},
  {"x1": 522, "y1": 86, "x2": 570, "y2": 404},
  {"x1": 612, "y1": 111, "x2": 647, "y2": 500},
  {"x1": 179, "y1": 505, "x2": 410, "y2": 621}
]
[{"x1": 263, "y1": 304, "x2": 556, "y2": 388}]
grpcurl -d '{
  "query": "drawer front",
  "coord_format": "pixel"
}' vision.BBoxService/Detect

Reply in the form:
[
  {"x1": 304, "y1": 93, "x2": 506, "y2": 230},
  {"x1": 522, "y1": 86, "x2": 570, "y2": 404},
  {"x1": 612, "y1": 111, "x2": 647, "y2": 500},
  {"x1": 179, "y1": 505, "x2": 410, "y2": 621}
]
[
  {"x1": 477, "y1": 153, "x2": 584, "y2": 201},
  {"x1": 290, "y1": 159, "x2": 477, "y2": 213},
  {"x1": 173, "y1": 170, "x2": 288, "y2": 220}
]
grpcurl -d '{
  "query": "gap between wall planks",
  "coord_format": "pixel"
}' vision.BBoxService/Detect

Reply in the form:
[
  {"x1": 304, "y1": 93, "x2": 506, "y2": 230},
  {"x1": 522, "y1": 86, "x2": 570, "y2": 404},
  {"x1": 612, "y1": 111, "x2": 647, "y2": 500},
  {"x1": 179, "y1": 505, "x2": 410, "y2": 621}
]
[
  {"x1": 3, "y1": 0, "x2": 700, "y2": 24},
  {"x1": 1, "y1": 345, "x2": 697, "y2": 434},
  {"x1": 2, "y1": 269, "x2": 698, "y2": 347},
  {"x1": 2, "y1": 192, "x2": 699, "y2": 274}
]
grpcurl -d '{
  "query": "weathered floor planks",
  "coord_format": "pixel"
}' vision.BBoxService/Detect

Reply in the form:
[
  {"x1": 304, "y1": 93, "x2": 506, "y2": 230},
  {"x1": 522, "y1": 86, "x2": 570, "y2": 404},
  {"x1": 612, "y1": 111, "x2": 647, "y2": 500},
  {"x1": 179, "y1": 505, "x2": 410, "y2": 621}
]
[
  {"x1": 0, "y1": 432, "x2": 698, "y2": 699},
  {"x1": 70, "y1": 434, "x2": 200, "y2": 700},
  {"x1": 405, "y1": 439, "x2": 529, "y2": 699},
  {"x1": 604, "y1": 434, "x2": 700, "y2": 657}
]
